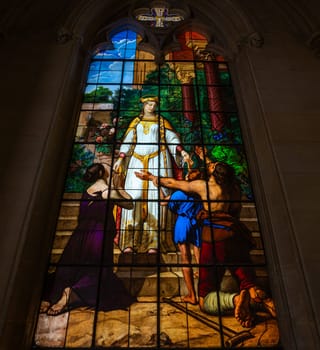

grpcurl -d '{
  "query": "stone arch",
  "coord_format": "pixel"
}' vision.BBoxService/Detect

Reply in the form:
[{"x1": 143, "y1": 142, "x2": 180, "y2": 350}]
[
  {"x1": 54, "y1": 0, "x2": 265, "y2": 59},
  {"x1": 274, "y1": 0, "x2": 320, "y2": 56},
  {"x1": 1, "y1": 2, "x2": 320, "y2": 349}
]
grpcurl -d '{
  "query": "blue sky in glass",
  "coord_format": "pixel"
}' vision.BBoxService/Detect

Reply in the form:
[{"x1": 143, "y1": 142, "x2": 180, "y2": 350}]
[{"x1": 86, "y1": 30, "x2": 137, "y2": 94}]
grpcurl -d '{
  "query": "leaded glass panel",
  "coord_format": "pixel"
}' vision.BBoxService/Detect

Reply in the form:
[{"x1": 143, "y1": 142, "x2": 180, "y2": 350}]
[{"x1": 33, "y1": 29, "x2": 281, "y2": 349}]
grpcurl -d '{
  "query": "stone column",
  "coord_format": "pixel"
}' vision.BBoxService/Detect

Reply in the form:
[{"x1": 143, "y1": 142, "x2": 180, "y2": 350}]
[
  {"x1": 181, "y1": 82, "x2": 196, "y2": 122},
  {"x1": 204, "y1": 61, "x2": 225, "y2": 132},
  {"x1": 174, "y1": 65, "x2": 196, "y2": 122}
]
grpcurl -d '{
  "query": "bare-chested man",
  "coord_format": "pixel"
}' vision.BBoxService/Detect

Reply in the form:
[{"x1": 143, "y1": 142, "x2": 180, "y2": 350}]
[{"x1": 135, "y1": 162, "x2": 276, "y2": 328}]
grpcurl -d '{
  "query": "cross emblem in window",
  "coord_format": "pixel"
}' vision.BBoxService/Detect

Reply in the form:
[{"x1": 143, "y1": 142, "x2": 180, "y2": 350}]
[{"x1": 136, "y1": 6, "x2": 184, "y2": 28}]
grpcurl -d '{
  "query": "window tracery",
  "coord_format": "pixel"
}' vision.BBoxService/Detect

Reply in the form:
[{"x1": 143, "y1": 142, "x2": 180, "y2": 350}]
[{"x1": 33, "y1": 25, "x2": 280, "y2": 349}]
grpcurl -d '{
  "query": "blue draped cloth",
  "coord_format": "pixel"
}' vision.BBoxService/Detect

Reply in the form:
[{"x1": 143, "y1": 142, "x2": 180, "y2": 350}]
[{"x1": 167, "y1": 190, "x2": 203, "y2": 247}]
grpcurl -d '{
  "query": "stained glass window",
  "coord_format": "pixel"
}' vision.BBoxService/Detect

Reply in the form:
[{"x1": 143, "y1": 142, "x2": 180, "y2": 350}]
[{"x1": 33, "y1": 29, "x2": 281, "y2": 349}]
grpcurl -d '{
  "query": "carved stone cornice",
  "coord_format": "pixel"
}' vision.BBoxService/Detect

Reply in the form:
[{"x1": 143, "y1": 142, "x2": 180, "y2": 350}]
[
  {"x1": 56, "y1": 27, "x2": 83, "y2": 45},
  {"x1": 237, "y1": 31, "x2": 264, "y2": 50},
  {"x1": 56, "y1": 27, "x2": 73, "y2": 44},
  {"x1": 175, "y1": 68, "x2": 195, "y2": 84}
]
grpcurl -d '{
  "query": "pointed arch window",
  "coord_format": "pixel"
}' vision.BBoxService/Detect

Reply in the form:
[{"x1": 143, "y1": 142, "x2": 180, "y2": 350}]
[{"x1": 33, "y1": 28, "x2": 281, "y2": 349}]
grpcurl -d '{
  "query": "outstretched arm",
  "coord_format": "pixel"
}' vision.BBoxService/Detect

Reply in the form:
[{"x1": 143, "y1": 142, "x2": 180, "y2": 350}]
[{"x1": 134, "y1": 170, "x2": 193, "y2": 192}]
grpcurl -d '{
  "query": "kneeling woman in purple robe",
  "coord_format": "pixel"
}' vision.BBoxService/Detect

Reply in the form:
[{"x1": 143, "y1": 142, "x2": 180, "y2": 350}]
[{"x1": 40, "y1": 163, "x2": 135, "y2": 315}]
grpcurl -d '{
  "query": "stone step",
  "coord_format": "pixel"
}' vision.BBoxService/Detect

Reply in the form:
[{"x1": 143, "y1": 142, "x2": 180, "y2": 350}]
[
  {"x1": 51, "y1": 198, "x2": 267, "y2": 296},
  {"x1": 56, "y1": 217, "x2": 79, "y2": 231},
  {"x1": 58, "y1": 201, "x2": 259, "y2": 219},
  {"x1": 55, "y1": 221, "x2": 260, "y2": 234},
  {"x1": 50, "y1": 244, "x2": 265, "y2": 265},
  {"x1": 239, "y1": 202, "x2": 257, "y2": 216},
  {"x1": 55, "y1": 216, "x2": 261, "y2": 232},
  {"x1": 239, "y1": 217, "x2": 260, "y2": 232},
  {"x1": 49, "y1": 247, "x2": 269, "y2": 298},
  {"x1": 115, "y1": 268, "x2": 270, "y2": 298},
  {"x1": 57, "y1": 202, "x2": 80, "y2": 217}
]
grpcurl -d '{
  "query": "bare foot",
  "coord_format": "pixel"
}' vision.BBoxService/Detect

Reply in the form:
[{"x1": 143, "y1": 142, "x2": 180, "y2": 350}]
[
  {"x1": 123, "y1": 247, "x2": 134, "y2": 253},
  {"x1": 147, "y1": 248, "x2": 158, "y2": 254},
  {"x1": 182, "y1": 295, "x2": 198, "y2": 305},
  {"x1": 234, "y1": 289, "x2": 253, "y2": 328},
  {"x1": 262, "y1": 297, "x2": 277, "y2": 318},
  {"x1": 47, "y1": 287, "x2": 71, "y2": 316},
  {"x1": 248, "y1": 287, "x2": 277, "y2": 318},
  {"x1": 40, "y1": 301, "x2": 50, "y2": 313}
]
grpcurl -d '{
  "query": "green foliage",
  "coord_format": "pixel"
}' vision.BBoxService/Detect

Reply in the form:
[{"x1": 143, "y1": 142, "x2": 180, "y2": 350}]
[
  {"x1": 64, "y1": 144, "x2": 95, "y2": 193},
  {"x1": 115, "y1": 88, "x2": 141, "y2": 110},
  {"x1": 210, "y1": 145, "x2": 252, "y2": 198},
  {"x1": 211, "y1": 145, "x2": 245, "y2": 171},
  {"x1": 84, "y1": 86, "x2": 113, "y2": 103},
  {"x1": 95, "y1": 144, "x2": 113, "y2": 154},
  {"x1": 228, "y1": 114, "x2": 243, "y2": 144},
  {"x1": 219, "y1": 71, "x2": 230, "y2": 84},
  {"x1": 95, "y1": 62, "x2": 250, "y2": 197},
  {"x1": 111, "y1": 64, "x2": 188, "y2": 142}
]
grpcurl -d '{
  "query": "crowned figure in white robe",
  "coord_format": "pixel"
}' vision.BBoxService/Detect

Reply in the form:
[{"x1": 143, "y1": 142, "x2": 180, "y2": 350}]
[{"x1": 113, "y1": 96, "x2": 189, "y2": 253}]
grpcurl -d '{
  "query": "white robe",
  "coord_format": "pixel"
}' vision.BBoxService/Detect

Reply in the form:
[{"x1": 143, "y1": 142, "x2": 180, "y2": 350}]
[{"x1": 118, "y1": 115, "x2": 182, "y2": 252}]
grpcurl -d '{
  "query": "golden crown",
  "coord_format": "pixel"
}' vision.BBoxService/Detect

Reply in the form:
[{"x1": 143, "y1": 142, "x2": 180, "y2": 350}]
[{"x1": 140, "y1": 95, "x2": 159, "y2": 104}]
